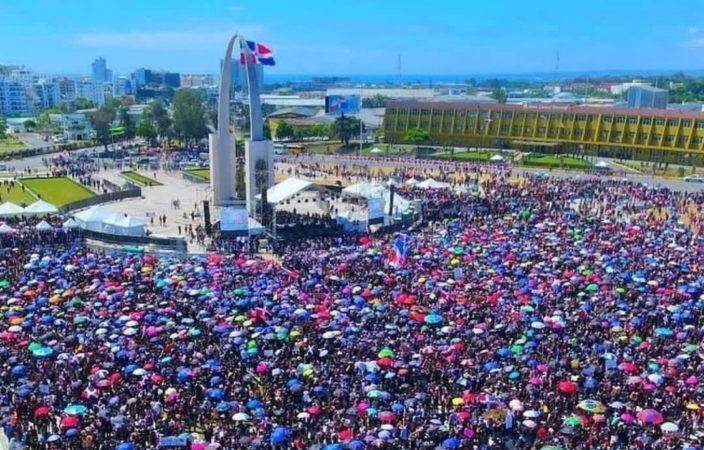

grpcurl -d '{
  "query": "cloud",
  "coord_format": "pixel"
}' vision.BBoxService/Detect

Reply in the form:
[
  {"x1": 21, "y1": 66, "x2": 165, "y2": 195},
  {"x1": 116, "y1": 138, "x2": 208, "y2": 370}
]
[
  {"x1": 684, "y1": 37, "x2": 704, "y2": 48},
  {"x1": 688, "y1": 27, "x2": 700, "y2": 34},
  {"x1": 70, "y1": 26, "x2": 262, "y2": 51}
]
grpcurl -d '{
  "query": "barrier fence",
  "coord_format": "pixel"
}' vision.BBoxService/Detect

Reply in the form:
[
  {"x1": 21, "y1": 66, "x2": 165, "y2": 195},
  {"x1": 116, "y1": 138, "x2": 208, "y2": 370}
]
[{"x1": 59, "y1": 187, "x2": 142, "y2": 213}]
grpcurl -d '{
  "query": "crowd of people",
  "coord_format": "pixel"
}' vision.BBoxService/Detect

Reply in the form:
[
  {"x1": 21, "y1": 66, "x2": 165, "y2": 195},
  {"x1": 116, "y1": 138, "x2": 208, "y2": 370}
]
[{"x1": 0, "y1": 161, "x2": 703, "y2": 449}]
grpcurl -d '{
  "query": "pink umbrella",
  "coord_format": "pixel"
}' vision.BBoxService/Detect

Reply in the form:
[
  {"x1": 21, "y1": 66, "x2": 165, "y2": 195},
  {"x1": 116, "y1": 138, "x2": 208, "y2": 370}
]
[
  {"x1": 378, "y1": 411, "x2": 396, "y2": 423},
  {"x1": 463, "y1": 427, "x2": 475, "y2": 439},
  {"x1": 255, "y1": 362, "x2": 268, "y2": 374},
  {"x1": 620, "y1": 412, "x2": 635, "y2": 423},
  {"x1": 685, "y1": 375, "x2": 699, "y2": 385}
]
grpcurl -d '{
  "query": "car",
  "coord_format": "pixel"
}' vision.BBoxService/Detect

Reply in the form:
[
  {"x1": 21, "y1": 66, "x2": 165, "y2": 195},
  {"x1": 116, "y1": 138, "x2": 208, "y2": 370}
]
[{"x1": 683, "y1": 174, "x2": 704, "y2": 183}]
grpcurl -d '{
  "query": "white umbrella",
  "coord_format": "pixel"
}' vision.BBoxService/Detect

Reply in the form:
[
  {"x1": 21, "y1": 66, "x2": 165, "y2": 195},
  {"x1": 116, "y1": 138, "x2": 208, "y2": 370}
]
[
  {"x1": 660, "y1": 422, "x2": 679, "y2": 433},
  {"x1": 0, "y1": 224, "x2": 15, "y2": 235},
  {"x1": 370, "y1": 147, "x2": 383, "y2": 154},
  {"x1": 232, "y1": 412, "x2": 250, "y2": 421}
]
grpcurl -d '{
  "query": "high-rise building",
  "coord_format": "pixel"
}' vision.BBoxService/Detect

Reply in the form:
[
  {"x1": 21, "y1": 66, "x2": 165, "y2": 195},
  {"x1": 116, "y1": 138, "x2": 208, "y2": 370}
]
[
  {"x1": 627, "y1": 85, "x2": 668, "y2": 109},
  {"x1": 91, "y1": 57, "x2": 112, "y2": 82},
  {"x1": 58, "y1": 77, "x2": 77, "y2": 103},
  {"x1": 0, "y1": 76, "x2": 31, "y2": 115},
  {"x1": 75, "y1": 80, "x2": 105, "y2": 107},
  {"x1": 32, "y1": 79, "x2": 61, "y2": 110}
]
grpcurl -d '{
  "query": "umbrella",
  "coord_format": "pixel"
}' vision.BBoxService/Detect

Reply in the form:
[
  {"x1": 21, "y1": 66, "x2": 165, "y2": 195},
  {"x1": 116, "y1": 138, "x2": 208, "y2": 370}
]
[
  {"x1": 34, "y1": 405, "x2": 51, "y2": 418},
  {"x1": 60, "y1": 416, "x2": 80, "y2": 428},
  {"x1": 232, "y1": 412, "x2": 250, "y2": 421},
  {"x1": 270, "y1": 426, "x2": 291, "y2": 444},
  {"x1": 558, "y1": 380, "x2": 577, "y2": 395},
  {"x1": 660, "y1": 422, "x2": 679, "y2": 433},
  {"x1": 442, "y1": 437, "x2": 461, "y2": 449},
  {"x1": 116, "y1": 444, "x2": 135, "y2": 450},
  {"x1": 637, "y1": 409, "x2": 664, "y2": 425},
  {"x1": 64, "y1": 404, "x2": 87, "y2": 415},
  {"x1": 577, "y1": 399, "x2": 605, "y2": 413}
]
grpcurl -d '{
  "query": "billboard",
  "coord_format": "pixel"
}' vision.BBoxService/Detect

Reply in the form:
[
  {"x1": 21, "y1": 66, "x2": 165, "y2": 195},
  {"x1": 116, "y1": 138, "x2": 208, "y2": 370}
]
[
  {"x1": 367, "y1": 197, "x2": 385, "y2": 224},
  {"x1": 220, "y1": 207, "x2": 249, "y2": 232},
  {"x1": 325, "y1": 95, "x2": 361, "y2": 115}
]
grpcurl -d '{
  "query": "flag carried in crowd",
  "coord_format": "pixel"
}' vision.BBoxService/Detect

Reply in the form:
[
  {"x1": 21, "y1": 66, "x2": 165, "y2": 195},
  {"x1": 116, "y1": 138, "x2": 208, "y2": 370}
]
[
  {"x1": 240, "y1": 40, "x2": 275, "y2": 66},
  {"x1": 390, "y1": 233, "x2": 410, "y2": 268}
]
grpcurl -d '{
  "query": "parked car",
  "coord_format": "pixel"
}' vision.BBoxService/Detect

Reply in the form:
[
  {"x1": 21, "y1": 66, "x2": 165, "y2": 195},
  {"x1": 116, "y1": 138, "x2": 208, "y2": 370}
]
[{"x1": 683, "y1": 174, "x2": 704, "y2": 183}]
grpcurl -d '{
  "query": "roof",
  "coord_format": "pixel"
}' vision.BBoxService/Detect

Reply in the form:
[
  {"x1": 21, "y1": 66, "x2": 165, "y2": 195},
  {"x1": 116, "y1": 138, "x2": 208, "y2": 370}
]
[
  {"x1": 629, "y1": 85, "x2": 667, "y2": 93},
  {"x1": 265, "y1": 177, "x2": 314, "y2": 204},
  {"x1": 387, "y1": 100, "x2": 704, "y2": 120},
  {"x1": 268, "y1": 107, "x2": 321, "y2": 118},
  {"x1": 23, "y1": 200, "x2": 59, "y2": 214}
]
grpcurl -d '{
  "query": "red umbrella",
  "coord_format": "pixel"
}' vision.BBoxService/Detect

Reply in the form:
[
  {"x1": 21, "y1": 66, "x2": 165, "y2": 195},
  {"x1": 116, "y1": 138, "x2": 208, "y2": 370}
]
[
  {"x1": 377, "y1": 357, "x2": 394, "y2": 368},
  {"x1": 557, "y1": 380, "x2": 577, "y2": 395},
  {"x1": 60, "y1": 416, "x2": 80, "y2": 428},
  {"x1": 378, "y1": 411, "x2": 396, "y2": 423},
  {"x1": 34, "y1": 405, "x2": 51, "y2": 418},
  {"x1": 620, "y1": 362, "x2": 639, "y2": 374},
  {"x1": 307, "y1": 405, "x2": 321, "y2": 416}
]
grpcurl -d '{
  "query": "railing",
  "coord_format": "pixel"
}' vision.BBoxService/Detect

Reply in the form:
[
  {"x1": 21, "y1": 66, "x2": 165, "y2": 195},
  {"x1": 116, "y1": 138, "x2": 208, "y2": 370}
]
[
  {"x1": 59, "y1": 187, "x2": 142, "y2": 213},
  {"x1": 0, "y1": 141, "x2": 97, "y2": 161},
  {"x1": 82, "y1": 228, "x2": 188, "y2": 252}
]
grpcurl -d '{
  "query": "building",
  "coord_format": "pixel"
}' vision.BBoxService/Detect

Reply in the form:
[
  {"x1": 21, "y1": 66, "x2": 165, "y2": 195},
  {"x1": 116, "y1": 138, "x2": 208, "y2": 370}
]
[
  {"x1": 180, "y1": 74, "x2": 215, "y2": 88},
  {"x1": 32, "y1": 79, "x2": 60, "y2": 110},
  {"x1": 58, "y1": 78, "x2": 77, "y2": 103},
  {"x1": 610, "y1": 80, "x2": 651, "y2": 96},
  {"x1": 91, "y1": 57, "x2": 112, "y2": 83},
  {"x1": 327, "y1": 88, "x2": 435, "y2": 100},
  {"x1": 383, "y1": 101, "x2": 704, "y2": 165},
  {"x1": 113, "y1": 76, "x2": 134, "y2": 97},
  {"x1": 627, "y1": 85, "x2": 668, "y2": 109},
  {"x1": 0, "y1": 77, "x2": 31, "y2": 115},
  {"x1": 75, "y1": 80, "x2": 106, "y2": 106},
  {"x1": 260, "y1": 94, "x2": 325, "y2": 108},
  {"x1": 133, "y1": 68, "x2": 181, "y2": 88},
  {"x1": 49, "y1": 111, "x2": 94, "y2": 140}
]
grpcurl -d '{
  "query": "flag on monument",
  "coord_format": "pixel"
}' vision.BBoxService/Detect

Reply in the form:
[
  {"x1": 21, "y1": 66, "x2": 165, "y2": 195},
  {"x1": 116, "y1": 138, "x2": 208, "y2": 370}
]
[{"x1": 240, "y1": 41, "x2": 276, "y2": 66}]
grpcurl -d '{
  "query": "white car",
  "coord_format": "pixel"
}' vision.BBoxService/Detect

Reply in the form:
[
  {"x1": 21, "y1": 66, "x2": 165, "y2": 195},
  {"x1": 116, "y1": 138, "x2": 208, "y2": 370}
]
[{"x1": 683, "y1": 174, "x2": 704, "y2": 183}]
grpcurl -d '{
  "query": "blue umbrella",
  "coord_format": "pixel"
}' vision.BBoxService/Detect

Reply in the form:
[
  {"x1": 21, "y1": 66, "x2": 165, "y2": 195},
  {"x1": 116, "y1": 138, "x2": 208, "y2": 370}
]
[
  {"x1": 347, "y1": 440, "x2": 366, "y2": 450},
  {"x1": 11, "y1": 365, "x2": 26, "y2": 377},
  {"x1": 246, "y1": 399, "x2": 263, "y2": 410},
  {"x1": 116, "y1": 444, "x2": 135, "y2": 450},
  {"x1": 323, "y1": 445, "x2": 343, "y2": 450},
  {"x1": 64, "y1": 404, "x2": 87, "y2": 415},
  {"x1": 425, "y1": 314, "x2": 442, "y2": 325},
  {"x1": 208, "y1": 388, "x2": 225, "y2": 400},
  {"x1": 270, "y1": 426, "x2": 291, "y2": 445},
  {"x1": 442, "y1": 437, "x2": 461, "y2": 449},
  {"x1": 215, "y1": 401, "x2": 231, "y2": 413}
]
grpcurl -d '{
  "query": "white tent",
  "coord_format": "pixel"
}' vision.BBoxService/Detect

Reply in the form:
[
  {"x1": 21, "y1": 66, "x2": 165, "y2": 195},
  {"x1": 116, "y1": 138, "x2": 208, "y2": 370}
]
[
  {"x1": 35, "y1": 220, "x2": 53, "y2": 232},
  {"x1": 405, "y1": 178, "x2": 420, "y2": 186},
  {"x1": 62, "y1": 217, "x2": 79, "y2": 229},
  {"x1": 23, "y1": 200, "x2": 59, "y2": 216},
  {"x1": 490, "y1": 154, "x2": 505, "y2": 162},
  {"x1": 369, "y1": 147, "x2": 384, "y2": 154},
  {"x1": 263, "y1": 178, "x2": 314, "y2": 205},
  {"x1": 74, "y1": 206, "x2": 114, "y2": 232},
  {"x1": 342, "y1": 181, "x2": 386, "y2": 199},
  {"x1": 0, "y1": 224, "x2": 15, "y2": 234},
  {"x1": 595, "y1": 160, "x2": 610, "y2": 168},
  {"x1": 101, "y1": 214, "x2": 146, "y2": 237},
  {"x1": 0, "y1": 202, "x2": 25, "y2": 218},
  {"x1": 417, "y1": 178, "x2": 450, "y2": 189}
]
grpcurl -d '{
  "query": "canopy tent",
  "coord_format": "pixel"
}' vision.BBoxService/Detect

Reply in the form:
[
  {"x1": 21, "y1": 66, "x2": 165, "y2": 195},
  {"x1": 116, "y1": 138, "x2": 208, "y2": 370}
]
[
  {"x1": 405, "y1": 178, "x2": 420, "y2": 186},
  {"x1": 342, "y1": 182, "x2": 386, "y2": 199},
  {"x1": 101, "y1": 214, "x2": 146, "y2": 237},
  {"x1": 369, "y1": 147, "x2": 384, "y2": 154},
  {"x1": 23, "y1": 200, "x2": 59, "y2": 216},
  {"x1": 0, "y1": 224, "x2": 15, "y2": 235},
  {"x1": 260, "y1": 178, "x2": 315, "y2": 205},
  {"x1": 247, "y1": 217, "x2": 265, "y2": 236},
  {"x1": 0, "y1": 202, "x2": 25, "y2": 218},
  {"x1": 490, "y1": 154, "x2": 505, "y2": 162},
  {"x1": 62, "y1": 218, "x2": 79, "y2": 229},
  {"x1": 417, "y1": 178, "x2": 450, "y2": 189},
  {"x1": 35, "y1": 220, "x2": 53, "y2": 232},
  {"x1": 595, "y1": 160, "x2": 611, "y2": 168},
  {"x1": 74, "y1": 206, "x2": 115, "y2": 232}
]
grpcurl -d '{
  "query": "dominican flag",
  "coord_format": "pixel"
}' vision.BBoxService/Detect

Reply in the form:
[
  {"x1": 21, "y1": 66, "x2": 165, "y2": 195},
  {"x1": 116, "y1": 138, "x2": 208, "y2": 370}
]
[
  {"x1": 240, "y1": 40, "x2": 276, "y2": 66},
  {"x1": 390, "y1": 234, "x2": 410, "y2": 268}
]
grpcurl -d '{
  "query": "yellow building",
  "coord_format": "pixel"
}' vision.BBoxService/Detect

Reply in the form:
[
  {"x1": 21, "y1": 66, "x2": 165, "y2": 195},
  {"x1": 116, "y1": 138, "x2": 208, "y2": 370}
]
[{"x1": 383, "y1": 101, "x2": 704, "y2": 164}]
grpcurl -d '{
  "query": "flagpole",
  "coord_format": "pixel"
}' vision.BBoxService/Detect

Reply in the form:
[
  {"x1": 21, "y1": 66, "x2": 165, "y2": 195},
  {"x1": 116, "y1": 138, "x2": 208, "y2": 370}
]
[{"x1": 358, "y1": 87, "x2": 363, "y2": 157}]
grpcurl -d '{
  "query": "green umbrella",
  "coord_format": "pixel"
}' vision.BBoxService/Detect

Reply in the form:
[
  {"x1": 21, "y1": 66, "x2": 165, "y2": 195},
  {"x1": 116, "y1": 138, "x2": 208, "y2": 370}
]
[
  {"x1": 28, "y1": 342, "x2": 43, "y2": 352},
  {"x1": 452, "y1": 246, "x2": 464, "y2": 255},
  {"x1": 378, "y1": 347, "x2": 395, "y2": 358},
  {"x1": 511, "y1": 344, "x2": 523, "y2": 354},
  {"x1": 541, "y1": 446, "x2": 564, "y2": 450},
  {"x1": 564, "y1": 415, "x2": 583, "y2": 427},
  {"x1": 586, "y1": 283, "x2": 599, "y2": 292},
  {"x1": 0, "y1": 279, "x2": 9, "y2": 288}
]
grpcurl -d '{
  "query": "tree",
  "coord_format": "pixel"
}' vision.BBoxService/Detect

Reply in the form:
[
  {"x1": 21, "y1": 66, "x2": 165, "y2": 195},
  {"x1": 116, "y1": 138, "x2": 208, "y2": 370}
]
[
  {"x1": 275, "y1": 121, "x2": 295, "y2": 140},
  {"x1": 23, "y1": 119, "x2": 37, "y2": 131},
  {"x1": 36, "y1": 112, "x2": 54, "y2": 140},
  {"x1": 119, "y1": 107, "x2": 136, "y2": 139},
  {"x1": 72, "y1": 97, "x2": 94, "y2": 110},
  {"x1": 171, "y1": 89, "x2": 208, "y2": 147},
  {"x1": 263, "y1": 122, "x2": 272, "y2": 140},
  {"x1": 491, "y1": 87, "x2": 508, "y2": 104},
  {"x1": 89, "y1": 105, "x2": 117, "y2": 151},
  {"x1": 404, "y1": 127, "x2": 430, "y2": 146},
  {"x1": 331, "y1": 115, "x2": 362, "y2": 147},
  {"x1": 136, "y1": 120, "x2": 157, "y2": 145},
  {"x1": 362, "y1": 94, "x2": 391, "y2": 108},
  {"x1": 148, "y1": 100, "x2": 172, "y2": 146},
  {"x1": 0, "y1": 116, "x2": 7, "y2": 139}
]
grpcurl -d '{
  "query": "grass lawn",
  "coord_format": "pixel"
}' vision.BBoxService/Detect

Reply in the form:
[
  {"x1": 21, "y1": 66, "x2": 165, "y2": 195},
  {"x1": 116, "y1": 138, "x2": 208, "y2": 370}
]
[
  {"x1": 428, "y1": 150, "x2": 498, "y2": 162},
  {"x1": 185, "y1": 168, "x2": 210, "y2": 181},
  {"x1": 0, "y1": 181, "x2": 36, "y2": 206},
  {"x1": 522, "y1": 154, "x2": 593, "y2": 170},
  {"x1": 0, "y1": 138, "x2": 28, "y2": 154},
  {"x1": 361, "y1": 143, "x2": 417, "y2": 156},
  {"x1": 121, "y1": 170, "x2": 163, "y2": 186},
  {"x1": 20, "y1": 177, "x2": 95, "y2": 207}
]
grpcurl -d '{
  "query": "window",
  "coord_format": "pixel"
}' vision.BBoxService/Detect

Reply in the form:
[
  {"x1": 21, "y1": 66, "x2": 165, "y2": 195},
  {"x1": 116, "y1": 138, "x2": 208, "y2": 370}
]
[
  {"x1": 677, "y1": 136, "x2": 687, "y2": 145},
  {"x1": 525, "y1": 127, "x2": 533, "y2": 133},
  {"x1": 626, "y1": 132, "x2": 636, "y2": 140},
  {"x1": 654, "y1": 118, "x2": 665, "y2": 126},
  {"x1": 602, "y1": 116, "x2": 613, "y2": 123},
  {"x1": 627, "y1": 117, "x2": 638, "y2": 124},
  {"x1": 500, "y1": 125, "x2": 509, "y2": 133},
  {"x1": 641, "y1": 117, "x2": 652, "y2": 125},
  {"x1": 538, "y1": 127, "x2": 546, "y2": 134},
  {"x1": 614, "y1": 116, "x2": 625, "y2": 123},
  {"x1": 600, "y1": 130, "x2": 609, "y2": 139},
  {"x1": 664, "y1": 135, "x2": 674, "y2": 143},
  {"x1": 693, "y1": 136, "x2": 703, "y2": 145},
  {"x1": 653, "y1": 133, "x2": 662, "y2": 140},
  {"x1": 539, "y1": 113, "x2": 549, "y2": 120},
  {"x1": 575, "y1": 114, "x2": 586, "y2": 121},
  {"x1": 512, "y1": 126, "x2": 521, "y2": 134},
  {"x1": 682, "y1": 120, "x2": 692, "y2": 127},
  {"x1": 697, "y1": 120, "x2": 704, "y2": 128},
  {"x1": 667, "y1": 119, "x2": 678, "y2": 126},
  {"x1": 638, "y1": 133, "x2": 649, "y2": 140},
  {"x1": 612, "y1": 131, "x2": 623, "y2": 140},
  {"x1": 574, "y1": 128, "x2": 583, "y2": 135},
  {"x1": 502, "y1": 112, "x2": 512, "y2": 119}
]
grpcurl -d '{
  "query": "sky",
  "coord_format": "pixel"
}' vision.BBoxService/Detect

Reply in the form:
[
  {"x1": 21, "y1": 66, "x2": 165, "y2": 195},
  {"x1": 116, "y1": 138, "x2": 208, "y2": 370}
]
[{"x1": 2, "y1": 0, "x2": 704, "y2": 77}]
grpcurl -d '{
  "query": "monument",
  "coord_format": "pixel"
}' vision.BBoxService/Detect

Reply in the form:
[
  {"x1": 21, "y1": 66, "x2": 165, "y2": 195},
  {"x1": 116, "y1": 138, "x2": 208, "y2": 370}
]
[{"x1": 210, "y1": 34, "x2": 274, "y2": 230}]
